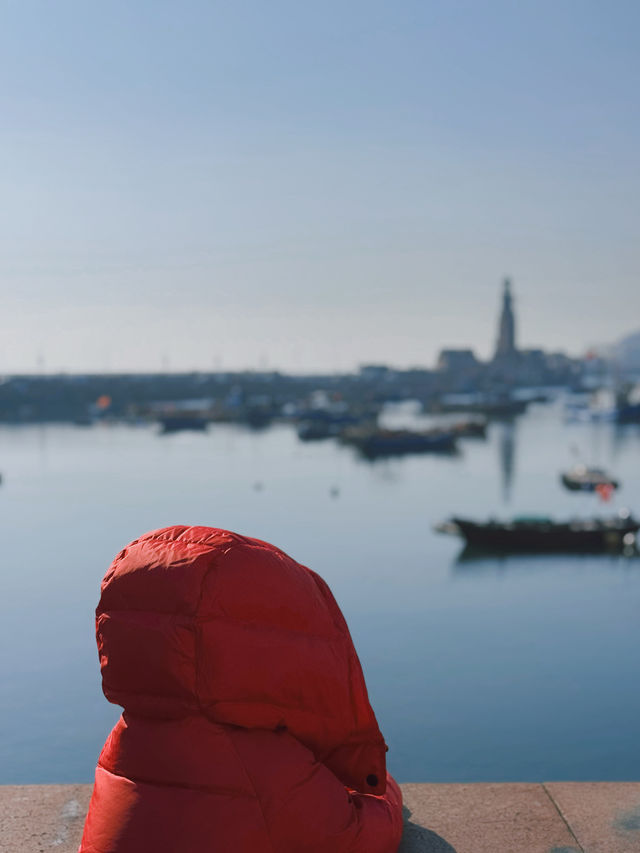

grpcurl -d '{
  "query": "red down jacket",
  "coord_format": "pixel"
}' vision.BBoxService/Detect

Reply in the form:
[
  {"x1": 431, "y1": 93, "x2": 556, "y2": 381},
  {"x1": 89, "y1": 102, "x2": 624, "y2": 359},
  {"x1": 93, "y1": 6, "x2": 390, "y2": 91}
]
[{"x1": 79, "y1": 525, "x2": 403, "y2": 853}]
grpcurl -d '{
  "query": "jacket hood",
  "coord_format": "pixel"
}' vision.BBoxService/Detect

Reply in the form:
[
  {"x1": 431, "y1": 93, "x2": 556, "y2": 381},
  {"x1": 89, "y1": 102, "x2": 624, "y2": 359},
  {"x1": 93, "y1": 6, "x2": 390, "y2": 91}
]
[{"x1": 96, "y1": 525, "x2": 388, "y2": 794}]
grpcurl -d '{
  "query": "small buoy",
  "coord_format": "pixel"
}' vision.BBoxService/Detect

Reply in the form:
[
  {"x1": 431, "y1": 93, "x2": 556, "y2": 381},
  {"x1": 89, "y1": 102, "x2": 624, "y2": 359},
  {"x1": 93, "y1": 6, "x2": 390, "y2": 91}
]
[
  {"x1": 330, "y1": 486, "x2": 340, "y2": 498},
  {"x1": 253, "y1": 481, "x2": 264, "y2": 492}
]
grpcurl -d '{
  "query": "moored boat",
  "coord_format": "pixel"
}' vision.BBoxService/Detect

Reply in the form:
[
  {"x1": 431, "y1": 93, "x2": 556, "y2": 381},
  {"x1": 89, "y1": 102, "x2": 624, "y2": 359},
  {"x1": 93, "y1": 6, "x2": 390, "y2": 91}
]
[
  {"x1": 343, "y1": 428, "x2": 457, "y2": 458},
  {"x1": 451, "y1": 418, "x2": 487, "y2": 439},
  {"x1": 432, "y1": 392, "x2": 528, "y2": 419},
  {"x1": 158, "y1": 414, "x2": 209, "y2": 433},
  {"x1": 615, "y1": 384, "x2": 640, "y2": 423},
  {"x1": 435, "y1": 512, "x2": 639, "y2": 553},
  {"x1": 297, "y1": 420, "x2": 336, "y2": 441},
  {"x1": 561, "y1": 465, "x2": 619, "y2": 492}
]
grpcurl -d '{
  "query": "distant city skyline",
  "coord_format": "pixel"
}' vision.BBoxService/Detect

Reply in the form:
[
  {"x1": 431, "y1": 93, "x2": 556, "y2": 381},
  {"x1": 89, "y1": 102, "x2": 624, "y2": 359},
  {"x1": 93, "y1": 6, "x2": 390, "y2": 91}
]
[
  {"x1": 4, "y1": 274, "x2": 632, "y2": 376},
  {"x1": 1, "y1": 1, "x2": 639, "y2": 373}
]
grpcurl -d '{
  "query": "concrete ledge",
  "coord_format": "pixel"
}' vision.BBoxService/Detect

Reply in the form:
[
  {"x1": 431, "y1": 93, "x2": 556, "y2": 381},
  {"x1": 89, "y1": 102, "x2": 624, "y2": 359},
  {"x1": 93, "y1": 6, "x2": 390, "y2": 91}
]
[
  {"x1": 401, "y1": 782, "x2": 640, "y2": 852},
  {"x1": 1, "y1": 782, "x2": 639, "y2": 852}
]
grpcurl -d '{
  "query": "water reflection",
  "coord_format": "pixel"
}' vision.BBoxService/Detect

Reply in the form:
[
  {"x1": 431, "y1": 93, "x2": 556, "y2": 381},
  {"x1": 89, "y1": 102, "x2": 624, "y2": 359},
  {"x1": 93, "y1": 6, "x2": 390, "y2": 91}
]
[
  {"x1": 611, "y1": 422, "x2": 640, "y2": 458},
  {"x1": 497, "y1": 421, "x2": 516, "y2": 503},
  {"x1": 451, "y1": 548, "x2": 640, "y2": 575}
]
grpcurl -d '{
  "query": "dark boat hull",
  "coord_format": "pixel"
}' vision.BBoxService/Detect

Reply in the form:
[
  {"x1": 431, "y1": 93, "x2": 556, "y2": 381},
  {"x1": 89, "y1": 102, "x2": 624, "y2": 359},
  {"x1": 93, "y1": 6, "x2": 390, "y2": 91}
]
[
  {"x1": 354, "y1": 432, "x2": 457, "y2": 458},
  {"x1": 617, "y1": 403, "x2": 640, "y2": 423},
  {"x1": 449, "y1": 517, "x2": 639, "y2": 553},
  {"x1": 159, "y1": 416, "x2": 209, "y2": 433},
  {"x1": 561, "y1": 473, "x2": 619, "y2": 492},
  {"x1": 297, "y1": 421, "x2": 336, "y2": 441}
]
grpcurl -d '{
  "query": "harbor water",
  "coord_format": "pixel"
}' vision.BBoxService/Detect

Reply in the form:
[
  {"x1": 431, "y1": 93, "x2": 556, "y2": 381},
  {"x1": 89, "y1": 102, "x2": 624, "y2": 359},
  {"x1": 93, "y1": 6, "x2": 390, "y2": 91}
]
[{"x1": 1, "y1": 399, "x2": 640, "y2": 784}]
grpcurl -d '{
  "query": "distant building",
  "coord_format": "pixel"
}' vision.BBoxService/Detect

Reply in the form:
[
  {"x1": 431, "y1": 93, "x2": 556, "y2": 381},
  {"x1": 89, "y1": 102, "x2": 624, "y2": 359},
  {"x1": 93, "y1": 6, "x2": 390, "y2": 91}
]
[
  {"x1": 434, "y1": 276, "x2": 582, "y2": 392},
  {"x1": 437, "y1": 349, "x2": 479, "y2": 373},
  {"x1": 615, "y1": 330, "x2": 640, "y2": 373},
  {"x1": 493, "y1": 277, "x2": 517, "y2": 361},
  {"x1": 359, "y1": 364, "x2": 392, "y2": 382},
  {"x1": 435, "y1": 349, "x2": 481, "y2": 393}
]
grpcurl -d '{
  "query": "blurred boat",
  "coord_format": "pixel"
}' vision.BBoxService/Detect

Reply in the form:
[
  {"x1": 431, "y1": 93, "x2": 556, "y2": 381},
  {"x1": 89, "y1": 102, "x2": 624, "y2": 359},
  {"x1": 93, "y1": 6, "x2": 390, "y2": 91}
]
[
  {"x1": 615, "y1": 384, "x2": 640, "y2": 422},
  {"x1": 617, "y1": 402, "x2": 640, "y2": 423},
  {"x1": 297, "y1": 420, "x2": 337, "y2": 441},
  {"x1": 561, "y1": 465, "x2": 619, "y2": 492},
  {"x1": 564, "y1": 388, "x2": 618, "y2": 423},
  {"x1": 158, "y1": 415, "x2": 209, "y2": 433},
  {"x1": 451, "y1": 418, "x2": 487, "y2": 439},
  {"x1": 433, "y1": 393, "x2": 528, "y2": 419},
  {"x1": 435, "y1": 512, "x2": 639, "y2": 553},
  {"x1": 342, "y1": 427, "x2": 457, "y2": 458},
  {"x1": 243, "y1": 406, "x2": 274, "y2": 429}
]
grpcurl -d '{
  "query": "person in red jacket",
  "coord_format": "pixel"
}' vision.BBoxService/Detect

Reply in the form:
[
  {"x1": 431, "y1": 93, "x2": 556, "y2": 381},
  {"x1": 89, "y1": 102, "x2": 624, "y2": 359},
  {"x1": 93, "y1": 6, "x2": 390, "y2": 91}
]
[{"x1": 79, "y1": 525, "x2": 404, "y2": 853}]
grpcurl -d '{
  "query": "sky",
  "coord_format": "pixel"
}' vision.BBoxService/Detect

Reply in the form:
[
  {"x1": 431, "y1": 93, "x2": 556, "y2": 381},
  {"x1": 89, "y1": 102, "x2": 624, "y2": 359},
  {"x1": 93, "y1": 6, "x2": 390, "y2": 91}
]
[{"x1": 1, "y1": 0, "x2": 639, "y2": 373}]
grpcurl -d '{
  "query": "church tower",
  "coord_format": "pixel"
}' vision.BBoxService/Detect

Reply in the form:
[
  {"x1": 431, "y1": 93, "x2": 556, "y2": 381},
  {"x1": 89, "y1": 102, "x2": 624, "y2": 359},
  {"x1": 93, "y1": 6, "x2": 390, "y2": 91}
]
[{"x1": 494, "y1": 277, "x2": 517, "y2": 360}]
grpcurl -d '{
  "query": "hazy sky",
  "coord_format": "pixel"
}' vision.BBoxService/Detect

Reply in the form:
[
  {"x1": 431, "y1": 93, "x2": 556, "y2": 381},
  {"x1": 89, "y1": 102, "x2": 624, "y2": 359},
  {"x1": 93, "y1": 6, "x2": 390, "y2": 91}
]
[{"x1": 1, "y1": 0, "x2": 639, "y2": 373}]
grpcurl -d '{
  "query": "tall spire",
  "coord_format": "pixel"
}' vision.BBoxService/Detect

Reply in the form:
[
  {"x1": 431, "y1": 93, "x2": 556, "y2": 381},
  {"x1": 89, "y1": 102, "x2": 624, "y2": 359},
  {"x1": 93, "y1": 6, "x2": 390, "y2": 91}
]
[{"x1": 494, "y1": 277, "x2": 516, "y2": 360}]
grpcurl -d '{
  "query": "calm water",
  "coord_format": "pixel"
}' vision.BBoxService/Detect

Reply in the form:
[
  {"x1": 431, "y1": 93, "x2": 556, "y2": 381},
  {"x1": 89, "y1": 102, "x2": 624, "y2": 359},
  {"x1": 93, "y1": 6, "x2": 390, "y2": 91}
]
[{"x1": 1, "y1": 400, "x2": 640, "y2": 784}]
